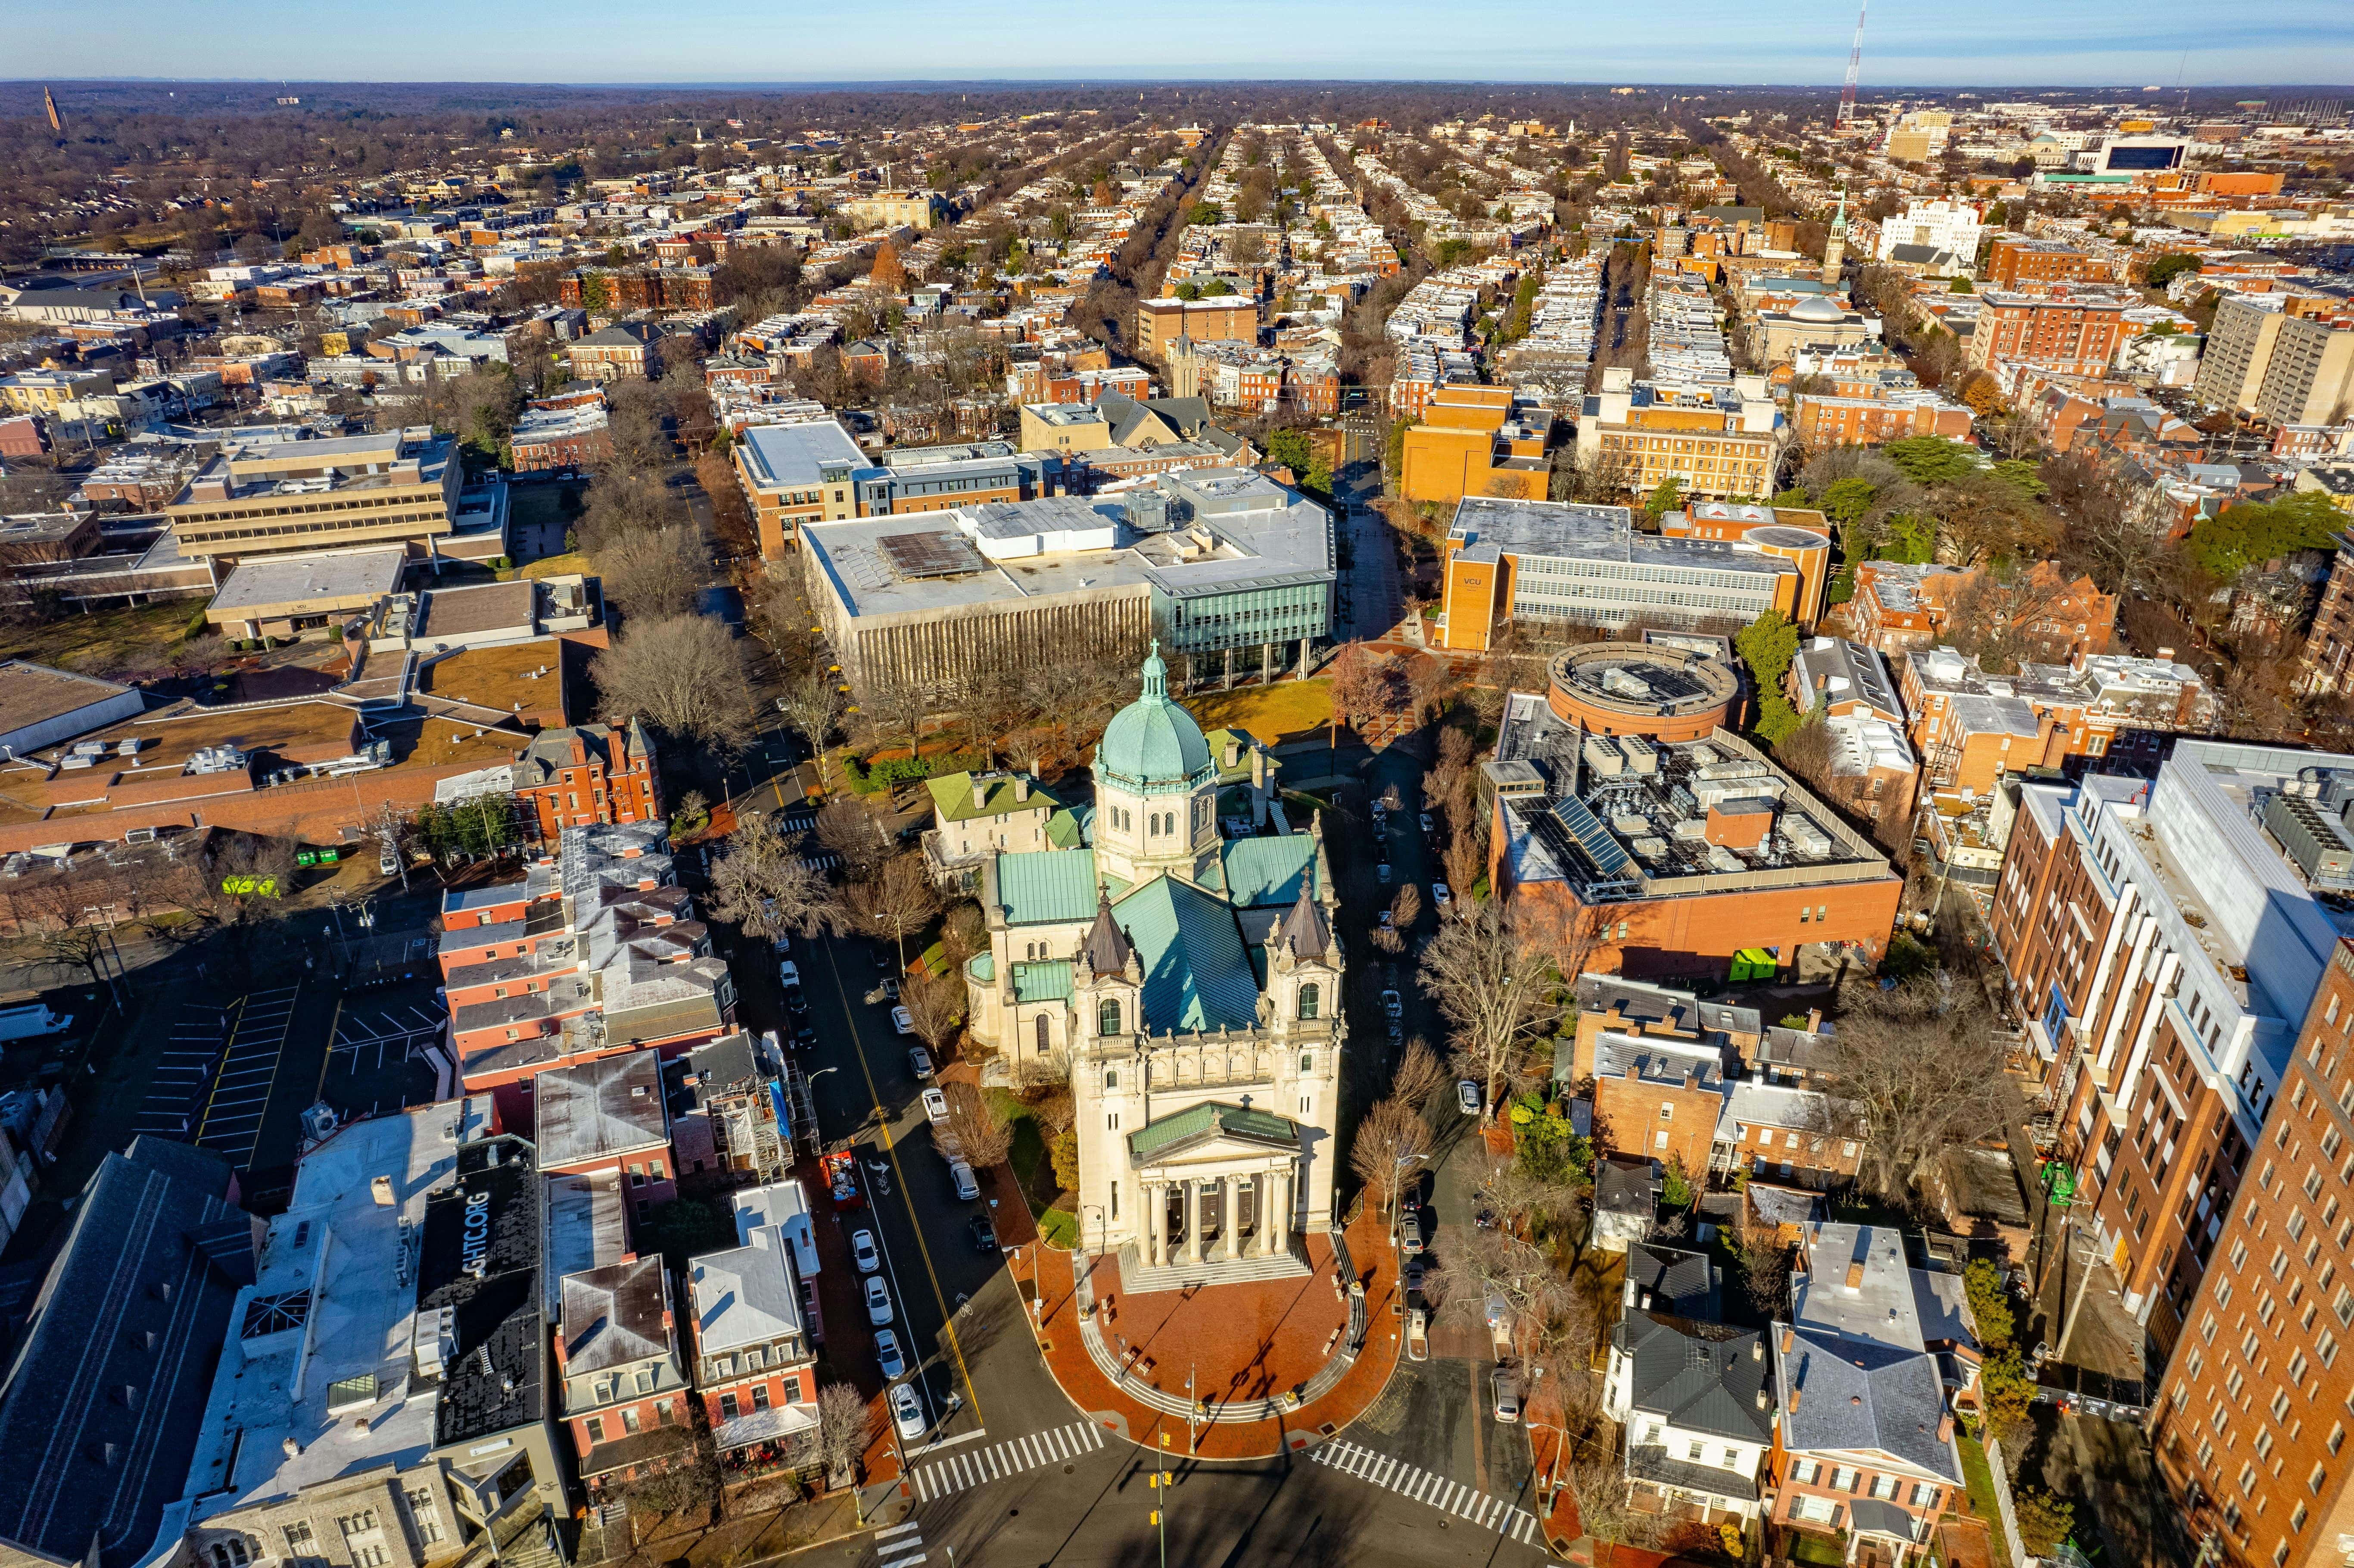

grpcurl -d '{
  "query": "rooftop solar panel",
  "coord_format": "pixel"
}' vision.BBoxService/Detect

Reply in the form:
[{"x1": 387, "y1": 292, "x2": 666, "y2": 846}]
[{"x1": 878, "y1": 530, "x2": 987, "y2": 580}]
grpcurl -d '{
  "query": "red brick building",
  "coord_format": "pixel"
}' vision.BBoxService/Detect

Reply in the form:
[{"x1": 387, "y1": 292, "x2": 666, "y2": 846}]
[
  {"x1": 1985, "y1": 237, "x2": 2130, "y2": 291},
  {"x1": 560, "y1": 265, "x2": 717, "y2": 312},
  {"x1": 1793, "y1": 391, "x2": 1974, "y2": 447},
  {"x1": 1966, "y1": 289, "x2": 2130, "y2": 380},
  {"x1": 2149, "y1": 939, "x2": 2354, "y2": 1567},
  {"x1": 688, "y1": 1182, "x2": 822, "y2": 1468},
  {"x1": 555, "y1": 1254, "x2": 694, "y2": 1494},
  {"x1": 514, "y1": 722, "x2": 662, "y2": 840},
  {"x1": 534, "y1": 1049, "x2": 679, "y2": 1222}
]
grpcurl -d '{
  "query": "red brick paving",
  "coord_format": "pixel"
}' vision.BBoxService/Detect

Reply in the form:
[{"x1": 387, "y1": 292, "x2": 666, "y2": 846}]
[{"x1": 1010, "y1": 1208, "x2": 1408, "y2": 1461}]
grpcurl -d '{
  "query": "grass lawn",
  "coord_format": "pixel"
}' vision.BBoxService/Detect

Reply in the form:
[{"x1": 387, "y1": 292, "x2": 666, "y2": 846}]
[
  {"x1": 1183, "y1": 679, "x2": 1333, "y2": 746},
  {"x1": 1955, "y1": 1428, "x2": 2017, "y2": 1566},
  {"x1": 987, "y1": 1087, "x2": 1077, "y2": 1242},
  {"x1": 1787, "y1": 1532, "x2": 1847, "y2": 1568},
  {"x1": 522, "y1": 550, "x2": 595, "y2": 580},
  {"x1": 0, "y1": 600, "x2": 201, "y2": 679}
]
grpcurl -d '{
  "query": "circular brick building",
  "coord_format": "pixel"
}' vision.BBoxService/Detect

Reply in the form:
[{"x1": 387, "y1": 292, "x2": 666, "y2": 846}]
[{"x1": 1544, "y1": 642, "x2": 1739, "y2": 743}]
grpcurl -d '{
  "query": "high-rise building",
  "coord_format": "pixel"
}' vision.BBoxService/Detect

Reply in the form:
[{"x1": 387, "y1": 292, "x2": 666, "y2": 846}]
[{"x1": 2148, "y1": 937, "x2": 2354, "y2": 1567}]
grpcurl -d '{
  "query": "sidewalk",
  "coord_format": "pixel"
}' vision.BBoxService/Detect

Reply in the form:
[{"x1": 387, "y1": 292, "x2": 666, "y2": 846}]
[{"x1": 1011, "y1": 1208, "x2": 1408, "y2": 1461}]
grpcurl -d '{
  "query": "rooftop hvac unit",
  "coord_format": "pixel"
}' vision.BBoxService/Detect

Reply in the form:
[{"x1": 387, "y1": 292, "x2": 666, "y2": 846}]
[
  {"x1": 1599, "y1": 666, "x2": 1654, "y2": 702},
  {"x1": 1632, "y1": 837, "x2": 1669, "y2": 861},
  {"x1": 411, "y1": 1305, "x2": 457, "y2": 1380},
  {"x1": 1783, "y1": 815, "x2": 1834, "y2": 859},
  {"x1": 1619, "y1": 736, "x2": 1660, "y2": 775},
  {"x1": 1672, "y1": 818, "x2": 1711, "y2": 841},
  {"x1": 1583, "y1": 735, "x2": 1625, "y2": 777},
  {"x1": 1706, "y1": 845, "x2": 1747, "y2": 874},
  {"x1": 58, "y1": 754, "x2": 95, "y2": 771}
]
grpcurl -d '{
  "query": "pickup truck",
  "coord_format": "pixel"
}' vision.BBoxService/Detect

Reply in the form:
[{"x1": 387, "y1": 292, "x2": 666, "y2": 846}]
[{"x1": 1407, "y1": 1308, "x2": 1429, "y2": 1362}]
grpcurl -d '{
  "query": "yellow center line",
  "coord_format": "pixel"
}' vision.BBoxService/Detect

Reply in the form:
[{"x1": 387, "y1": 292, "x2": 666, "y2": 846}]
[
  {"x1": 822, "y1": 938, "x2": 984, "y2": 1428},
  {"x1": 236, "y1": 980, "x2": 303, "y2": 1155}
]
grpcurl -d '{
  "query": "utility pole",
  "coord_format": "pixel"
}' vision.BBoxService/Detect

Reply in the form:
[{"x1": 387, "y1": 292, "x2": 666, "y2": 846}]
[{"x1": 1150, "y1": 1428, "x2": 1171, "y2": 1568}]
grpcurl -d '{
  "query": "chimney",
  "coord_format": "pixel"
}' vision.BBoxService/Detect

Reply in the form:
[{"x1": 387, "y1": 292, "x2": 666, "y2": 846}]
[
  {"x1": 1789, "y1": 1388, "x2": 1801, "y2": 1410},
  {"x1": 1937, "y1": 1414, "x2": 1954, "y2": 1443},
  {"x1": 1780, "y1": 1327, "x2": 1794, "y2": 1353},
  {"x1": 1752, "y1": 1339, "x2": 1765, "y2": 1360},
  {"x1": 1015, "y1": 775, "x2": 1031, "y2": 803},
  {"x1": 974, "y1": 775, "x2": 989, "y2": 810},
  {"x1": 1805, "y1": 1007, "x2": 1822, "y2": 1034},
  {"x1": 1845, "y1": 1260, "x2": 1866, "y2": 1290},
  {"x1": 1756, "y1": 1388, "x2": 1770, "y2": 1409},
  {"x1": 1640, "y1": 1290, "x2": 1653, "y2": 1310},
  {"x1": 1682, "y1": 1067, "x2": 1700, "y2": 1091},
  {"x1": 1625, "y1": 1062, "x2": 1641, "y2": 1081}
]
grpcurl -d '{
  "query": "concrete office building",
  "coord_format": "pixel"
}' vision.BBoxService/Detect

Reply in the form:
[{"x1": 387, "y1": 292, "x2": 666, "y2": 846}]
[
  {"x1": 800, "y1": 469, "x2": 1333, "y2": 697},
  {"x1": 164, "y1": 427, "x2": 480, "y2": 568}
]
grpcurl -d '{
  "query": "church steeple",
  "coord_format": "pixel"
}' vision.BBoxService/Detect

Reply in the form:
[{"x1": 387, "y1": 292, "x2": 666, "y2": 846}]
[
  {"x1": 1823, "y1": 186, "x2": 1849, "y2": 288},
  {"x1": 1084, "y1": 888, "x2": 1134, "y2": 978}
]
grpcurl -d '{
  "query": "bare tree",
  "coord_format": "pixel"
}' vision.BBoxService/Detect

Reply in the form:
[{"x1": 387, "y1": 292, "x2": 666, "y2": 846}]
[
  {"x1": 591, "y1": 615, "x2": 756, "y2": 757},
  {"x1": 774, "y1": 666, "x2": 846, "y2": 795},
  {"x1": 1558, "y1": 1451, "x2": 1665, "y2": 1551},
  {"x1": 1819, "y1": 977, "x2": 2015, "y2": 1207},
  {"x1": 1349, "y1": 1095, "x2": 1432, "y2": 1226},
  {"x1": 707, "y1": 815, "x2": 847, "y2": 943},
  {"x1": 1417, "y1": 898, "x2": 1586, "y2": 1120},
  {"x1": 817, "y1": 797, "x2": 895, "y2": 885},
  {"x1": 1390, "y1": 1036, "x2": 1451, "y2": 1112},
  {"x1": 937, "y1": 1082, "x2": 1013, "y2": 1168},
  {"x1": 814, "y1": 1382, "x2": 876, "y2": 1487},
  {"x1": 859, "y1": 676, "x2": 929, "y2": 759},
  {"x1": 900, "y1": 968, "x2": 964, "y2": 1058},
  {"x1": 594, "y1": 523, "x2": 705, "y2": 621}
]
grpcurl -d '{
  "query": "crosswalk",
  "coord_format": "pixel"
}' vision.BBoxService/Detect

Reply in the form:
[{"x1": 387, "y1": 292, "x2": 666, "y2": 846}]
[
  {"x1": 908, "y1": 1419, "x2": 1107, "y2": 1501},
  {"x1": 874, "y1": 1517, "x2": 925, "y2": 1568},
  {"x1": 1308, "y1": 1437, "x2": 1543, "y2": 1545}
]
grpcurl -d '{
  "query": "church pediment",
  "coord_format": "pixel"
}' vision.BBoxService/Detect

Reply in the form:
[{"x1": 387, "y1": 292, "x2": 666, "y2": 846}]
[{"x1": 1125, "y1": 1100, "x2": 1300, "y2": 1164}]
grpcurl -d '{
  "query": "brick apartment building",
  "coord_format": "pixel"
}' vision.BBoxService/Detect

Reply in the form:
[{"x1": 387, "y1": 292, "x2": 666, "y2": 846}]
[
  {"x1": 1984, "y1": 237, "x2": 2130, "y2": 291},
  {"x1": 2149, "y1": 938, "x2": 2354, "y2": 1567},
  {"x1": 1967, "y1": 290, "x2": 2130, "y2": 380},
  {"x1": 688, "y1": 1182, "x2": 822, "y2": 1466},
  {"x1": 535, "y1": 1050, "x2": 679, "y2": 1220},
  {"x1": 1987, "y1": 743, "x2": 2354, "y2": 1357},
  {"x1": 1898, "y1": 645, "x2": 2208, "y2": 792},
  {"x1": 1793, "y1": 390, "x2": 1974, "y2": 447},
  {"x1": 509, "y1": 402, "x2": 612, "y2": 472},
  {"x1": 514, "y1": 721, "x2": 663, "y2": 840},
  {"x1": 1136, "y1": 296, "x2": 1259, "y2": 357},
  {"x1": 560, "y1": 265, "x2": 718, "y2": 313}
]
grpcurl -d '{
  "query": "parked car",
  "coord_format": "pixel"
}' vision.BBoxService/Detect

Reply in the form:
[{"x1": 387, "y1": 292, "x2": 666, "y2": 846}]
[
  {"x1": 1399, "y1": 1207, "x2": 1426, "y2": 1256},
  {"x1": 970, "y1": 1213, "x2": 997, "y2": 1252},
  {"x1": 1381, "y1": 989, "x2": 1402, "y2": 1017},
  {"x1": 1492, "y1": 1365, "x2": 1522, "y2": 1423},
  {"x1": 875, "y1": 1327, "x2": 906, "y2": 1380},
  {"x1": 1377, "y1": 862, "x2": 1392, "y2": 884},
  {"x1": 893, "y1": 1006, "x2": 915, "y2": 1036},
  {"x1": 865, "y1": 978, "x2": 901, "y2": 1004},
  {"x1": 1432, "y1": 881, "x2": 1453, "y2": 911},
  {"x1": 865, "y1": 1274, "x2": 894, "y2": 1326},
  {"x1": 1403, "y1": 1258, "x2": 1426, "y2": 1301},
  {"x1": 851, "y1": 1229, "x2": 881, "y2": 1274},
  {"x1": 890, "y1": 1380, "x2": 927, "y2": 1442},
  {"x1": 778, "y1": 959, "x2": 801, "y2": 988},
  {"x1": 1457, "y1": 1079, "x2": 1481, "y2": 1117},
  {"x1": 947, "y1": 1157, "x2": 979, "y2": 1201},
  {"x1": 1418, "y1": 812, "x2": 1435, "y2": 834},
  {"x1": 922, "y1": 1088, "x2": 950, "y2": 1122},
  {"x1": 907, "y1": 1045, "x2": 934, "y2": 1079}
]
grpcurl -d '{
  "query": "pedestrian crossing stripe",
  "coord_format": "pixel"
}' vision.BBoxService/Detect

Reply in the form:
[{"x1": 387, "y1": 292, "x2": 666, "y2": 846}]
[
  {"x1": 875, "y1": 1514, "x2": 925, "y2": 1568},
  {"x1": 909, "y1": 1419, "x2": 1107, "y2": 1502},
  {"x1": 1308, "y1": 1437, "x2": 1542, "y2": 1544}
]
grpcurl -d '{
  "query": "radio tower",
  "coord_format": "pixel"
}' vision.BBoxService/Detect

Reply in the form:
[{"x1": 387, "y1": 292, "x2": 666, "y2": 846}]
[{"x1": 1836, "y1": 0, "x2": 1868, "y2": 125}]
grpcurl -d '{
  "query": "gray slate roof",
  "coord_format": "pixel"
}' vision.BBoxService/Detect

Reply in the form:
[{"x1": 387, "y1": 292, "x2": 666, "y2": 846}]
[
  {"x1": 1625, "y1": 1242, "x2": 1717, "y2": 1319},
  {"x1": 1774, "y1": 1323, "x2": 1961, "y2": 1482},
  {"x1": 1617, "y1": 1312, "x2": 1774, "y2": 1445}
]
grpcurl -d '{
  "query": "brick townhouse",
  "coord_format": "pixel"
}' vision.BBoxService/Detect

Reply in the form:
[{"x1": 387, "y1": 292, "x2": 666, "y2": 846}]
[
  {"x1": 555, "y1": 1254, "x2": 693, "y2": 1495},
  {"x1": 513, "y1": 721, "x2": 663, "y2": 840},
  {"x1": 688, "y1": 1181, "x2": 824, "y2": 1470},
  {"x1": 534, "y1": 1050, "x2": 679, "y2": 1221}
]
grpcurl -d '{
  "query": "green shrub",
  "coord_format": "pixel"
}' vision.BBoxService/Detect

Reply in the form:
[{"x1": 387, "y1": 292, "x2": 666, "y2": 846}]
[{"x1": 184, "y1": 608, "x2": 211, "y2": 640}]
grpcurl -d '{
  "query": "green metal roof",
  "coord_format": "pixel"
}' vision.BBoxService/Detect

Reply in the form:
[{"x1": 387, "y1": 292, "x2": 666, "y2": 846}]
[
  {"x1": 1219, "y1": 836, "x2": 1319, "y2": 909},
  {"x1": 996, "y1": 848, "x2": 1101, "y2": 926},
  {"x1": 927, "y1": 772, "x2": 1060, "y2": 824},
  {"x1": 1127, "y1": 1100, "x2": 1302, "y2": 1161},
  {"x1": 1097, "y1": 647, "x2": 1212, "y2": 789},
  {"x1": 1046, "y1": 807, "x2": 1084, "y2": 849},
  {"x1": 965, "y1": 952, "x2": 995, "y2": 984},
  {"x1": 1110, "y1": 874, "x2": 1261, "y2": 1033},
  {"x1": 1012, "y1": 960, "x2": 1073, "y2": 1005},
  {"x1": 1202, "y1": 726, "x2": 1264, "y2": 783}
]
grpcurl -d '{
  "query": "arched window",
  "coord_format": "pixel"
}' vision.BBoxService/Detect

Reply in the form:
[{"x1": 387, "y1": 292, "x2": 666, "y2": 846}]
[
  {"x1": 1298, "y1": 983, "x2": 1320, "y2": 1021},
  {"x1": 1099, "y1": 999, "x2": 1122, "y2": 1037},
  {"x1": 1105, "y1": 1067, "x2": 1119, "y2": 1089},
  {"x1": 1035, "y1": 1014, "x2": 1051, "y2": 1055}
]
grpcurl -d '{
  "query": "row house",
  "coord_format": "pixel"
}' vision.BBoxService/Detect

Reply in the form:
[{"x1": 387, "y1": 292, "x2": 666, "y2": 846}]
[
  {"x1": 1792, "y1": 389, "x2": 1974, "y2": 448},
  {"x1": 556, "y1": 1254, "x2": 692, "y2": 1496},
  {"x1": 664, "y1": 1029, "x2": 793, "y2": 1187},
  {"x1": 1986, "y1": 743, "x2": 2354, "y2": 1356},
  {"x1": 536, "y1": 1050, "x2": 678, "y2": 1219},
  {"x1": 1768, "y1": 1223, "x2": 1978, "y2": 1566},
  {"x1": 439, "y1": 821, "x2": 736, "y2": 1128},
  {"x1": 1604, "y1": 1251, "x2": 1776, "y2": 1524},
  {"x1": 1845, "y1": 560, "x2": 2117, "y2": 663},
  {"x1": 688, "y1": 1182, "x2": 824, "y2": 1472}
]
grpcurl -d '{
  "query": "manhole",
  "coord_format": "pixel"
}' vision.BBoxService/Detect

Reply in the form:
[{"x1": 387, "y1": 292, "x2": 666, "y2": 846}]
[
  {"x1": 1318, "y1": 1422, "x2": 1337, "y2": 1437},
  {"x1": 1064, "y1": 1463, "x2": 1075, "y2": 1474}
]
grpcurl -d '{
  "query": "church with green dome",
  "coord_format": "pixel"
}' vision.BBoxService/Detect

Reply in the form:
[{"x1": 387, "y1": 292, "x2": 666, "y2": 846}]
[{"x1": 964, "y1": 646, "x2": 1346, "y2": 1288}]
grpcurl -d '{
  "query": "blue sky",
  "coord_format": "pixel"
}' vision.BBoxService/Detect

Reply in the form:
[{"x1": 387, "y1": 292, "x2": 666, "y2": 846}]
[{"x1": 19, "y1": 0, "x2": 2354, "y2": 87}]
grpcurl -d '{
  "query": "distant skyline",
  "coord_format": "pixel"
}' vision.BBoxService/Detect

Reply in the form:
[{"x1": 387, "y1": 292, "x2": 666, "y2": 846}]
[{"x1": 16, "y1": 1, "x2": 2354, "y2": 90}]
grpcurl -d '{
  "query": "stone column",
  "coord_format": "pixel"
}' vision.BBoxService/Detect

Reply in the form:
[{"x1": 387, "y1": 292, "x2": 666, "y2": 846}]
[
  {"x1": 1221, "y1": 1175, "x2": 1239, "y2": 1261},
  {"x1": 1260, "y1": 641, "x2": 1274, "y2": 685},
  {"x1": 1223, "y1": 645, "x2": 1234, "y2": 691},
  {"x1": 1188, "y1": 1181, "x2": 1206, "y2": 1266},
  {"x1": 1297, "y1": 636, "x2": 1312, "y2": 681},
  {"x1": 1277, "y1": 1164, "x2": 1295, "y2": 1245},
  {"x1": 1146, "y1": 1180, "x2": 1164, "y2": 1266}
]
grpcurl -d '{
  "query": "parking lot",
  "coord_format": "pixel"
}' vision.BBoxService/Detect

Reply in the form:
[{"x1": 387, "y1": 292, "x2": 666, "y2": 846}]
[
  {"x1": 321, "y1": 975, "x2": 445, "y2": 1120},
  {"x1": 188, "y1": 984, "x2": 300, "y2": 1168},
  {"x1": 132, "y1": 1000, "x2": 238, "y2": 1142}
]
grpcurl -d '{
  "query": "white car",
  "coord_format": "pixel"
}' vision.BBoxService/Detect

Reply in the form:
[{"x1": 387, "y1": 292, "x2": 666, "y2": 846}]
[
  {"x1": 892, "y1": 1005, "x2": 915, "y2": 1035},
  {"x1": 1457, "y1": 1079, "x2": 1482, "y2": 1117},
  {"x1": 851, "y1": 1228, "x2": 881, "y2": 1274},
  {"x1": 1432, "y1": 882, "x2": 1453, "y2": 911},
  {"x1": 922, "y1": 1088, "x2": 950, "y2": 1122},
  {"x1": 778, "y1": 959, "x2": 801, "y2": 987},
  {"x1": 865, "y1": 1274, "x2": 894, "y2": 1326},
  {"x1": 890, "y1": 1380, "x2": 927, "y2": 1442},
  {"x1": 907, "y1": 1046, "x2": 935, "y2": 1079},
  {"x1": 874, "y1": 1327, "x2": 906, "y2": 1380}
]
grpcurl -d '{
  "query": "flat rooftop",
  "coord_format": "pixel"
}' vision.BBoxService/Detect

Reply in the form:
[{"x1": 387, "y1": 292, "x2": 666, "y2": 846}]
[
  {"x1": 0, "y1": 660, "x2": 137, "y2": 736},
  {"x1": 1446, "y1": 495, "x2": 1794, "y2": 578},
  {"x1": 415, "y1": 579, "x2": 537, "y2": 640},
  {"x1": 183, "y1": 1098, "x2": 495, "y2": 1519},
  {"x1": 209, "y1": 548, "x2": 408, "y2": 616}
]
